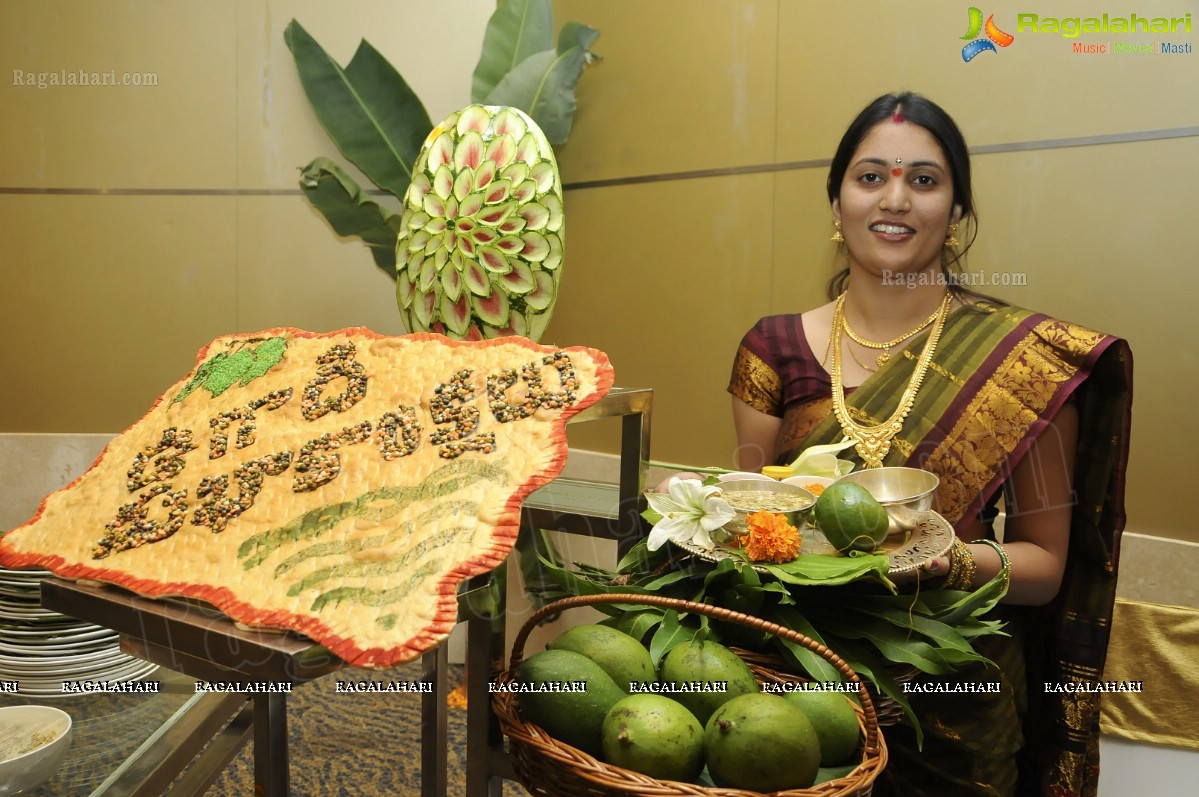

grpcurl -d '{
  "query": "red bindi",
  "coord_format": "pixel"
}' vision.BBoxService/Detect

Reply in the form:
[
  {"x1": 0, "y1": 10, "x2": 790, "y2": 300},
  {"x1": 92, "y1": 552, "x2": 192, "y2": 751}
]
[
  {"x1": 891, "y1": 111, "x2": 905, "y2": 124},
  {"x1": 891, "y1": 167, "x2": 903, "y2": 177}
]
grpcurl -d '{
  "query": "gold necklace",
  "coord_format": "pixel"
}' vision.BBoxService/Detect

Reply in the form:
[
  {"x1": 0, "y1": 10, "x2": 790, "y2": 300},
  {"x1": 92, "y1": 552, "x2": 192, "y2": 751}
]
[
  {"x1": 841, "y1": 301, "x2": 942, "y2": 368},
  {"x1": 845, "y1": 338, "x2": 877, "y2": 373},
  {"x1": 830, "y1": 291, "x2": 952, "y2": 468},
  {"x1": 822, "y1": 323, "x2": 876, "y2": 372}
]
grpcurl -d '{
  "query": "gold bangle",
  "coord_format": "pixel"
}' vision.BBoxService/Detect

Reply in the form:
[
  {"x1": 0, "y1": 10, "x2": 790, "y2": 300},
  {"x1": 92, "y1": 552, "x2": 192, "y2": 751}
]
[
  {"x1": 942, "y1": 539, "x2": 963, "y2": 587},
  {"x1": 957, "y1": 541, "x2": 977, "y2": 589},
  {"x1": 972, "y1": 539, "x2": 1011, "y2": 595},
  {"x1": 941, "y1": 538, "x2": 976, "y2": 590}
]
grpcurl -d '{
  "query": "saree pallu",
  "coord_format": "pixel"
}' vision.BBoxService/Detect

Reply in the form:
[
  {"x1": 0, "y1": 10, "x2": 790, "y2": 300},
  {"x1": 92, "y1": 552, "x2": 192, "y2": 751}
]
[{"x1": 729, "y1": 302, "x2": 1133, "y2": 797}]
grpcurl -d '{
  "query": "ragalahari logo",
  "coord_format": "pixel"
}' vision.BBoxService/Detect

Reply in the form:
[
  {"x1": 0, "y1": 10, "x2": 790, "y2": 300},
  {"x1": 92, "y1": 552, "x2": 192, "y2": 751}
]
[{"x1": 961, "y1": 7, "x2": 1015, "y2": 61}]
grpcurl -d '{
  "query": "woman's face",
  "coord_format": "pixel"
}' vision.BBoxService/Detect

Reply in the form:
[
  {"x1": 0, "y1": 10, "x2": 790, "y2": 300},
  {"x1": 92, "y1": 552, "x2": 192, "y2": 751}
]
[{"x1": 832, "y1": 120, "x2": 962, "y2": 281}]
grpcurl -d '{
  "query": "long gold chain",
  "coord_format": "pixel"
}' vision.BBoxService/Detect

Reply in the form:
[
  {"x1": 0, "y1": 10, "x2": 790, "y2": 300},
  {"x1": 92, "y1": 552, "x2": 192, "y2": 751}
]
[
  {"x1": 830, "y1": 291, "x2": 952, "y2": 468},
  {"x1": 823, "y1": 328, "x2": 877, "y2": 372},
  {"x1": 841, "y1": 302, "x2": 942, "y2": 368},
  {"x1": 846, "y1": 338, "x2": 878, "y2": 372}
]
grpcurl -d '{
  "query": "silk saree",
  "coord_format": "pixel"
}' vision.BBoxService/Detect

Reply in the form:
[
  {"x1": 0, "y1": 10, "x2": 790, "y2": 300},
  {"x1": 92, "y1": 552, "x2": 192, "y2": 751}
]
[{"x1": 728, "y1": 300, "x2": 1133, "y2": 797}]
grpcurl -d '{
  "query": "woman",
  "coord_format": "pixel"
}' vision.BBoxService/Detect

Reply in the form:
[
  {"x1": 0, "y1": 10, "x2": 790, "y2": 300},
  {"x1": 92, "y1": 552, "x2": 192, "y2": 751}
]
[{"x1": 728, "y1": 92, "x2": 1131, "y2": 796}]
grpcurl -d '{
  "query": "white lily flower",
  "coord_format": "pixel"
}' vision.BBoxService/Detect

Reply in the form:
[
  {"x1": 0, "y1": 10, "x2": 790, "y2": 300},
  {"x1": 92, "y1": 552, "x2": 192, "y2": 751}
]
[
  {"x1": 645, "y1": 478, "x2": 735, "y2": 552},
  {"x1": 789, "y1": 438, "x2": 858, "y2": 478}
]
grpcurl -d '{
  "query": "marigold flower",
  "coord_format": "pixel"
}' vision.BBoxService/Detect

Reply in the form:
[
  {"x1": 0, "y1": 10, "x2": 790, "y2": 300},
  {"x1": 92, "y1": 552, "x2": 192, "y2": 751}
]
[{"x1": 743, "y1": 509, "x2": 801, "y2": 563}]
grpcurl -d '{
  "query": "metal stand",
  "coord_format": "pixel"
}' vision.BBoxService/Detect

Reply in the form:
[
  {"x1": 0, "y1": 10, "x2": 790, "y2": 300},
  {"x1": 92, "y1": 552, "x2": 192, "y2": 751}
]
[
  {"x1": 461, "y1": 387, "x2": 653, "y2": 796},
  {"x1": 40, "y1": 578, "x2": 344, "y2": 797}
]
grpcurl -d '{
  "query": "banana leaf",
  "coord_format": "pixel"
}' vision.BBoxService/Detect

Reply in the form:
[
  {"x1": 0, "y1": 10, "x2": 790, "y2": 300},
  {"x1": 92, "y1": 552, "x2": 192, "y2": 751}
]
[
  {"x1": 471, "y1": 0, "x2": 555, "y2": 102},
  {"x1": 481, "y1": 24, "x2": 599, "y2": 145},
  {"x1": 298, "y1": 158, "x2": 402, "y2": 278},
  {"x1": 285, "y1": 19, "x2": 431, "y2": 198}
]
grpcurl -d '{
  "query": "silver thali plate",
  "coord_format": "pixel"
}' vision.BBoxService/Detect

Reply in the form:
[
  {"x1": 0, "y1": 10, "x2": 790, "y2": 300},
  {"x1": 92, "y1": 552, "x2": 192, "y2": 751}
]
[{"x1": 671, "y1": 509, "x2": 955, "y2": 577}]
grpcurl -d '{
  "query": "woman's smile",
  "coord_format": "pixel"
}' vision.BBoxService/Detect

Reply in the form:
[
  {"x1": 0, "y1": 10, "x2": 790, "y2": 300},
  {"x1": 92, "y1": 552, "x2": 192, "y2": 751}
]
[{"x1": 868, "y1": 220, "x2": 917, "y2": 240}]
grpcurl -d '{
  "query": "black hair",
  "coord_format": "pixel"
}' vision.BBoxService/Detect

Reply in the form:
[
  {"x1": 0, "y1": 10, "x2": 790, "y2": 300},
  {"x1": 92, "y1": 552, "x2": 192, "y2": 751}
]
[{"x1": 825, "y1": 92, "x2": 978, "y2": 300}]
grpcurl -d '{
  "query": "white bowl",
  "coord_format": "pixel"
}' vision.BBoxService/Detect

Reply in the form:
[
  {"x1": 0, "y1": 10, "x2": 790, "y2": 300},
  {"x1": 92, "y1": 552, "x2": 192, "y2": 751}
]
[
  {"x1": 0, "y1": 705, "x2": 72, "y2": 794},
  {"x1": 782, "y1": 475, "x2": 836, "y2": 493},
  {"x1": 716, "y1": 471, "x2": 772, "y2": 483}
]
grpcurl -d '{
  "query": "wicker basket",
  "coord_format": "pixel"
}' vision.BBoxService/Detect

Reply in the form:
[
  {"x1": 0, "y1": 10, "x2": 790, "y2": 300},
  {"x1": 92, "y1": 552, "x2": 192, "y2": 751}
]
[
  {"x1": 492, "y1": 593, "x2": 887, "y2": 797},
  {"x1": 734, "y1": 649, "x2": 919, "y2": 728}
]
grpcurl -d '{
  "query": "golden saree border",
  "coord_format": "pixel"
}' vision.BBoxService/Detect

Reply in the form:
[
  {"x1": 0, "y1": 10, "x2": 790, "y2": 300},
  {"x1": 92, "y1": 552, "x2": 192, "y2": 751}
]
[
  {"x1": 1099, "y1": 598, "x2": 1199, "y2": 750},
  {"x1": 927, "y1": 315, "x2": 1109, "y2": 527},
  {"x1": 730, "y1": 344, "x2": 782, "y2": 416}
]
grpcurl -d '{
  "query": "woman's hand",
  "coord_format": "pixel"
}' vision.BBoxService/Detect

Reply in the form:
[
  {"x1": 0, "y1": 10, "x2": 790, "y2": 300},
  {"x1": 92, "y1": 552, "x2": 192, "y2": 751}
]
[{"x1": 884, "y1": 553, "x2": 949, "y2": 585}]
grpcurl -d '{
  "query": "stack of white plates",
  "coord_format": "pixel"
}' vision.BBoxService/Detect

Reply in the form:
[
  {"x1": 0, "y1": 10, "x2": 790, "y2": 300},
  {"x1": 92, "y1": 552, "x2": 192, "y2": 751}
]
[{"x1": 0, "y1": 568, "x2": 158, "y2": 697}]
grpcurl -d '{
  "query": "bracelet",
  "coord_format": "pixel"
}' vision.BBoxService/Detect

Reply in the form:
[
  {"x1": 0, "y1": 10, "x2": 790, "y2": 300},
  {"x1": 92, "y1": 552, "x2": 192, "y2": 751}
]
[
  {"x1": 941, "y1": 537, "x2": 977, "y2": 590},
  {"x1": 941, "y1": 538, "x2": 963, "y2": 587},
  {"x1": 971, "y1": 539, "x2": 1011, "y2": 595}
]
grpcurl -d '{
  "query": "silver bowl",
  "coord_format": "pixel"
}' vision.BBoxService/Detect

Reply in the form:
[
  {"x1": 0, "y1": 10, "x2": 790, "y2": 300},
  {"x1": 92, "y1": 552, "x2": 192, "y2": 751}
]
[
  {"x1": 716, "y1": 479, "x2": 815, "y2": 541},
  {"x1": 834, "y1": 467, "x2": 939, "y2": 533}
]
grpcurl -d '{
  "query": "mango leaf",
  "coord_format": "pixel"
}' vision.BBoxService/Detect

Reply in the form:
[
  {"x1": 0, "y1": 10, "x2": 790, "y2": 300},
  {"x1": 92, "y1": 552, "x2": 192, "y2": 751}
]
[
  {"x1": 536, "y1": 550, "x2": 647, "y2": 598},
  {"x1": 700, "y1": 556, "x2": 739, "y2": 594},
  {"x1": 471, "y1": 0, "x2": 555, "y2": 102},
  {"x1": 299, "y1": 158, "x2": 402, "y2": 278},
  {"x1": 771, "y1": 606, "x2": 844, "y2": 683},
  {"x1": 642, "y1": 568, "x2": 695, "y2": 591},
  {"x1": 285, "y1": 20, "x2": 431, "y2": 197},
  {"x1": 910, "y1": 568, "x2": 1008, "y2": 625},
  {"x1": 649, "y1": 609, "x2": 697, "y2": 666},
  {"x1": 819, "y1": 619, "x2": 957, "y2": 675},
  {"x1": 955, "y1": 618, "x2": 1009, "y2": 640},
  {"x1": 933, "y1": 647, "x2": 998, "y2": 668},
  {"x1": 845, "y1": 600, "x2": 980, "y2": 654},
  {"x1": 830, "y1": 636, "x2": 924, "y2": 749},
  {"x1": 603, "y1": 609, "x2": 664, "y2": 644},
  {"x1": 757, "y1": 580, "x2": 796, "y2": 604},
  {"x1": 482, "y1": 28, "x2": 598, "y2": 145}
]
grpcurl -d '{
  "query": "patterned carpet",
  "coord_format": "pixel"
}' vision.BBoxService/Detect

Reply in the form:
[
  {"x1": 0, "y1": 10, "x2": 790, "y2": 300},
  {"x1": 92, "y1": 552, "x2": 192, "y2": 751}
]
[{"x1": 204, "y1": 662, "x2": 530, "y2": 797}]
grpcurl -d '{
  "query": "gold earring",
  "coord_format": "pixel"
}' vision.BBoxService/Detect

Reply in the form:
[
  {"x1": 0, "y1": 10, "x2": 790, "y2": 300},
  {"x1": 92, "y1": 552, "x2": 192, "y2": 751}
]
[
  {"x1": 944, "y1": 223, "x2": 960, "y2": 248},
  {"x1": 831, "y1": 220, "x2": 844, "y2": 243}
]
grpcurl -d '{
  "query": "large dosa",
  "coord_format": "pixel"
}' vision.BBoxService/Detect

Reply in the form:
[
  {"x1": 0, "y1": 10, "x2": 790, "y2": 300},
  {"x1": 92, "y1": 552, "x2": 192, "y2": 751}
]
[{"x1": 0, "y1": 328, "x2": 613, "y2": 667}]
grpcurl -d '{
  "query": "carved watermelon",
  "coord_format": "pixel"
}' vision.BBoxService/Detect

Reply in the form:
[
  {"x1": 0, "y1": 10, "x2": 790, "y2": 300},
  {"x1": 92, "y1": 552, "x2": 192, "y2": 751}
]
[{"x1": 396, "y1": 105, "x2": 564, "y2": 342}]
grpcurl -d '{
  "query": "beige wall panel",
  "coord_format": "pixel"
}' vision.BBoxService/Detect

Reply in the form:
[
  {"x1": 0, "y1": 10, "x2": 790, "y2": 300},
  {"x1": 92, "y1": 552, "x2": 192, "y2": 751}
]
[
  {"x1": 768, "y1": 168, "x2": 842, "y2": 315},
  {"x1": 778, "y1": 1, "x2": 1198, "y2": 163},
  {"x1": 553, "y1": 0, "x2": 779, "y2": 182},
  {"x1": 0, "y1": 196, "x2": 238, "y2": 433},
  {"x1": 0, "y1": 0, "x2": 238, "y2": 189},
  {"x1": 234, "y1": 197, "x2": 408, "y2": 336},
  {"x1": 235, "y1": 0, "x2": 495, "y2": 190},
  {"x1": 541, "y1": 174, "x2": 776, "y2": 466}
]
